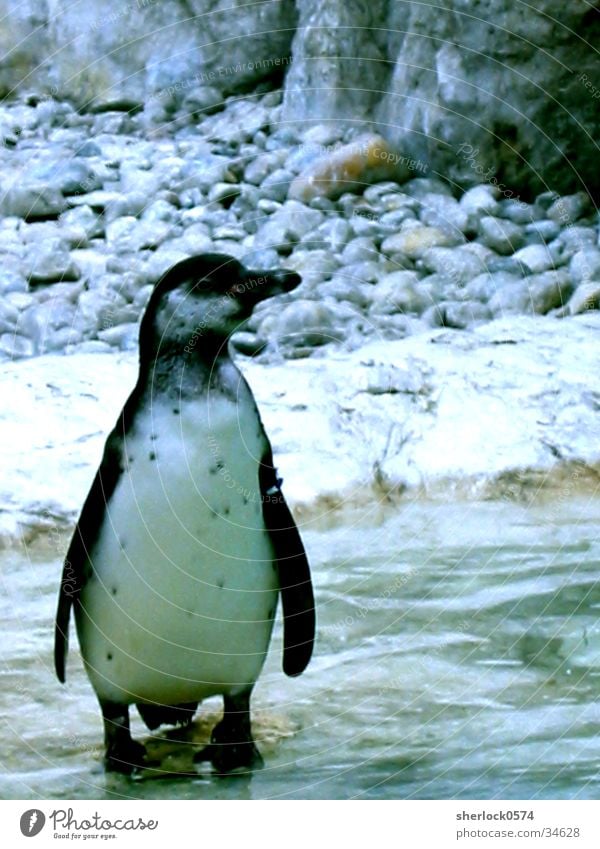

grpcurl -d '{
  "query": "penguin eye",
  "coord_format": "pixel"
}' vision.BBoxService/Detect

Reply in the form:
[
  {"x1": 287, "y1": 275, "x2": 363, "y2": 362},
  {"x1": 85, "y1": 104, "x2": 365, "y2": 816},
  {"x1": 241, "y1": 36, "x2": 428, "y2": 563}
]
[{"x1": 227, "y1": 283, "x2": 246, "y2": 298}]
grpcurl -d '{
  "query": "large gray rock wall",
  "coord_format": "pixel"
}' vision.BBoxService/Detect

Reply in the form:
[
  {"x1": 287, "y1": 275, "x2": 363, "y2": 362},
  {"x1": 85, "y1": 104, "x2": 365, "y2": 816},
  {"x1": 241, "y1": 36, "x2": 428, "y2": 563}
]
[
  {"x1": 284, "y1": 0, "x2": 600, "y2": 200},
  {"x1": 1, "y1": 0, "x2": 599, "y2": 198},
  {"x1": 1, "y1": 0, "x2": 297, "y2": 109}
]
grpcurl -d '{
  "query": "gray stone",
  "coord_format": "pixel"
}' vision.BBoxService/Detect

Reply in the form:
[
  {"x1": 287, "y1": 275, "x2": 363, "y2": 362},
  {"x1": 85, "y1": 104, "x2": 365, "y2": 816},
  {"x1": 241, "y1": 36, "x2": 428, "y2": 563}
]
[
  {"x1": 567, "y1": 282, "x2": 600, "y2": 315},
  {"x1": 284, "y1": 249, "x2": 339, "y2": 288},
  {"x1": 208, "y1": 183, "x2": 242, "y2": 206},
  {"x1": 267, "y1": 300, "x2": 341, "y2": 347},
  {"x1": 478, "y1": 216, "x2": 525, "y2": 255},
  {"x1": 488, "y1": 269, "x2": 572, "y2": 316},
  {"x1": 0, "y1": 332, "x2": 35, "y2": 359},
  {"x1": 309, "y1": 218, "x2": 352, "y2": 253},
  {"x1": 30, "y1": 160, "x2": 102, "y2": 196},
  {"x1": 0, "y1": 300, "x2": 19, "y2": 334},
  {"x1": 341, "y1": 237, "x2": 378, "y2": 265},
  {"x1": 98, "y1": 323, "x2": 140, "y2": 350},
  {"x1": 104, "y1": 192, "x2": 149, "y2": 222},
  {"x1": 253, "y1": 201, "x2": 324, "y2": 250},
  {"x1": 464, "y1": 271, "x2": 523, "y2": 303},
  {"x1": 0, "y1": 270, "x2": 28, "y2": 295},
  {"x1": 259, "y1": 169, "x2": 293, "y2": 203},
  {"x1": 419, "y1": 245, "x2": 489, "y2": 285},
  {"x1": 496, "y1": 199, "x2": 538, "y2": 225},
  {"x1": 370, "y1": 271, "x2": 430, "y2": 315},
  {"x1": 459, "y1": 185, "x2": 500, "y2": 225},
  {"x1": 381, "y1": 225, "x2": 463, "y2": 259},
  {"x1": 524, "y1": 220, "x2": 561, "y2": 244},
  {"x1": 25, "y1": 244, "x2": 81, "y2": 284},
  {"x1": 441, "y1": 301, "x2": 492, "y2": 328},
  {"x1": 181, "y1": 86, "x2": 223, "y2": 117},
  {"x1": 569, "y1": 248, "x2": 600, "y2": 284},
  {"x1": 244, "y1": 151, "x2": 287, "y2": 185},
  {"x1": 418, "y1": 193, "x2": 468, "y2": 235},
  {"x1": 0, "y1": 184, "x2": 66, "y2": 220},
  {"x1": 547, "y1": 193, "x2": 591, "y2": 225},
  {"x1": 511, "y1": 244, "x2": 557, "y2": 274}
]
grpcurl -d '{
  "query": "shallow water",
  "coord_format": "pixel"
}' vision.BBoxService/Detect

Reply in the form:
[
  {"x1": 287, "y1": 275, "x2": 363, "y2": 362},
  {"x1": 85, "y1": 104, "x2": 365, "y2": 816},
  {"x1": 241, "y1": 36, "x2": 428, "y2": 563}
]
[{"x1": 1, "y1": 497, "x2": 600, "y2": 800}]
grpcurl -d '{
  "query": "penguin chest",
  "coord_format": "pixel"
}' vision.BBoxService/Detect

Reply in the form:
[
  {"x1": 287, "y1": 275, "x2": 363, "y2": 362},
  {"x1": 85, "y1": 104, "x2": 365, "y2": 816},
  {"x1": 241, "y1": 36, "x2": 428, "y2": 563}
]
[{"x1": 76, "y1": 393, "x2": 279, "y2": 706}]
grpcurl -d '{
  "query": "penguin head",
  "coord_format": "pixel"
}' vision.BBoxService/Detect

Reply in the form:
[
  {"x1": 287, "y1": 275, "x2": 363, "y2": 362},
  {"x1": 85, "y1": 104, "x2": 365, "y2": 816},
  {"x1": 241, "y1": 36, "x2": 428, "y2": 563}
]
[{"x1": 140, "y1": 253, "x2": 301, "y2": 359}]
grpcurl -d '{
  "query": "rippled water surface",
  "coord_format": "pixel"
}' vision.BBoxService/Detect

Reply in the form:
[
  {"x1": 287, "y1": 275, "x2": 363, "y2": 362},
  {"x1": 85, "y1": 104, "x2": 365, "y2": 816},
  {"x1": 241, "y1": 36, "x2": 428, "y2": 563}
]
[{"x1": 1, "y1": 498, "x2": 599, "y2": 800}]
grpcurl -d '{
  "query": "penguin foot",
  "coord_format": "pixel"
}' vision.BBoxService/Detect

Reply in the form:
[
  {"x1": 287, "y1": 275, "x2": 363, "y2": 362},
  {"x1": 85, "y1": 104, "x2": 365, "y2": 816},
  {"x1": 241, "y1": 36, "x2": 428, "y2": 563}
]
[
  {"x1": 193, "y1": 690, "x2": 263, "y2": 774},
  {"x1": 105, "y1": 739, "x2": 147, "y2": 775},
  {"x1": 100, "y1": 700, "x2": 147, "y2": 775}
]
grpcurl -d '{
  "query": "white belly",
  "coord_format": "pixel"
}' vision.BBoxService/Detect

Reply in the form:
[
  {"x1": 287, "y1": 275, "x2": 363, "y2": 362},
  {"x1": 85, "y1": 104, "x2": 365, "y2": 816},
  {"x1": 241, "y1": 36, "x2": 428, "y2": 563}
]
[{"x1": 75, "y1": 391, "x2": 279, "y2": 706}]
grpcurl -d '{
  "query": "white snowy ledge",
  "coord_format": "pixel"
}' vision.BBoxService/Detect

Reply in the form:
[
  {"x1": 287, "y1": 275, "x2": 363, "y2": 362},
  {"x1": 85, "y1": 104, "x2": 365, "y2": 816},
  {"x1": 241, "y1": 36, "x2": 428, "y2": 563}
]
[{"x1": 2, "y1": 313, "x2": 600, "y2": 545}]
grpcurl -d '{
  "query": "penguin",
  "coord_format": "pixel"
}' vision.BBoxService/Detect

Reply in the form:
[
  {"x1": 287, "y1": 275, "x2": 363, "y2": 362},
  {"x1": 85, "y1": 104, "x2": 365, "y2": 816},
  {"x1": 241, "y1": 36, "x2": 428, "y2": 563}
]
[{"x1": 54, "y1": 253, "x2": 315, "y2": 775}]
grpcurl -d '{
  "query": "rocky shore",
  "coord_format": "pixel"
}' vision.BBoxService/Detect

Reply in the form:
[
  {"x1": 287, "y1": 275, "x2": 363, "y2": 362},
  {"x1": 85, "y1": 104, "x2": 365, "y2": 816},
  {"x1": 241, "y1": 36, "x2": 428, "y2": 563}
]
[{"x1": 1, "y1": 91, "x2": 599, "y2": 544}]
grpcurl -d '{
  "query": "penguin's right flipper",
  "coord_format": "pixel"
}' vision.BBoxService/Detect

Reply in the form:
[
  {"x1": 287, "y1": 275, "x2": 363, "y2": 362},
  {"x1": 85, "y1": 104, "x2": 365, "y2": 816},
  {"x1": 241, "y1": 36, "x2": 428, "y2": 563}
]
[
  {"x1": 259, "y1": 451, "x2": 315, "y2": 677},
  {"x1": 54, "y1": 428, "x2": 126, "y2": 683}
]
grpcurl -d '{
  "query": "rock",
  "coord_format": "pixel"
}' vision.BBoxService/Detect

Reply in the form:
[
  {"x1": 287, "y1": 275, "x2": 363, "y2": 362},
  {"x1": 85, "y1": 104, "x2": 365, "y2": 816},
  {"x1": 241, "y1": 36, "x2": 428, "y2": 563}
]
[
  {"x1": 244, "y1": 151, "x2": 287, "y2": 185},
  {"x1": 25, "y1": 245, "x2": 81, "y2": 284},
  {"x1": 497, "y1": 199, "x2": 538, "y2": 225},
  {"x1": 98, "y1": 322, "x2": 140, "y2": 350},
  {"x1": 0, "y1": 333, "x2": 35, "y2": 359},
  {"x1": 0, "y1": 270, "x2": 28, "y2": 295},
  {"x1": 418, "y1": 193, "x2": 468, "y2": 235},
  {"x1": 556, "y1": 226, "x2": 597, "y2": 253},
  {"x1": 341, "y1": 237, "x2": 378, "y2": 265},
  {"x1": 181, "y1": 86, "x2": 223, "y2": 117},
  {"x1": 259, "y1": 169, "x2": 293, "y2": 203},
  {"x1": 253, "y1": 201, "x2": 324, "y2": 249},
  {"x1": 511, "y1": 244, "x2": 556, "y2": 274},
  {"x1": 419, "y1": 245, "x2": 489, "y2": 284},
  {"x1": 208, "y1": 183, "x2": 242, "y2": 206},
  {"x1": 440, "y1": 301, "x2": 492, "y2": 328},
  {"x1": 381, "y1": 225, "x2": 463, "y2": 259},
  {"x1": 30, "y1": 160, "x2": 102, "y2": 196},
  {"x1": 104, "y1": 192, "x2": 149, "y2": 222},
  {"x1": 309, "y1": 218, "x2": 352, "y2": 253},
  {"x1": 77, "y1": 288, "x2": 129, "y2": 335},
  {"x1": 0, "y1": 184, "x2": 66, "y2": 220},
  {"x1": 524, "y1": 219, "x2": 561, "y2": 244},
  {"x1": 106, "y1": 218, "x2": 174, "y2": 253},
  {"x1": 488, "y1": 269, "x2": 572, "y2": 316},
  {"x1": 0, "y1": 300, "x2": 19, "y2": 334},
  {"x1": 464, "y1": 271, "x2": 523, "y2": 303},
  {"x1": 284, "y1": 249, "x2": 339, "y2": 288},
  {"x1": 567, "y1": 283, "x2": 600, "y2": 315},
  {"x1": 266, "y1": 300, "x2": 341, "y2": 347},
  {"x1": 288, "y1": 134, "x2": 412, "y2": 202},
  {"x1": 478, "y1": 216, "x2": 526, "y2": 255},
  {"x1": 459, "y1": 185, "x2": 500, "y2": 220},
  {"x1": 177, "y1": 156, "x2": 236, "y2": 192},
  {"x1": 569, "y1": 248, "x2": 600, "y2": 284},
  {"x1": 370, "y1": 271, "x2": 431, "y2": 315},
  {"x1": 547, "y1": 193, "x2": 591, "y2": 225}
]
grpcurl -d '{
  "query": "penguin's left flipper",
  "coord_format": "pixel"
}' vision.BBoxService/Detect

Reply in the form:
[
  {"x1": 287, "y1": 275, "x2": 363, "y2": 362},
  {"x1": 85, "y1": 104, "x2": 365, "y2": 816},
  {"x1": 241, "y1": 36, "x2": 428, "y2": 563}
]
[
  {"x1": 259, "y1": 450, "x2": 315, "y2": 677},
  {"x1": 54, "y1": 429, "x2": 125, "y2": 683}
]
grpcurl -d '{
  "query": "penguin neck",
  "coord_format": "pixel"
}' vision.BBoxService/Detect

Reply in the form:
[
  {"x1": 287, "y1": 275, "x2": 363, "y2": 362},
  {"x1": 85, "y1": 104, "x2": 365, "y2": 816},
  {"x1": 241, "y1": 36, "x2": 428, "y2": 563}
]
[{"x1": 137, "y1": 337, "x2": 238, "y2": 401}]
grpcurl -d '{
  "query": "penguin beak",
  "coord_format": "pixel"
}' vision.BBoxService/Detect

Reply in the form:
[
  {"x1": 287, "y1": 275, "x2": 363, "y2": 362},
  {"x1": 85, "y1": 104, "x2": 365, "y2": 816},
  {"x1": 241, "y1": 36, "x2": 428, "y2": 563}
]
[{"x1": 232, "y1": 268, "x2": 302, "y2": 308}]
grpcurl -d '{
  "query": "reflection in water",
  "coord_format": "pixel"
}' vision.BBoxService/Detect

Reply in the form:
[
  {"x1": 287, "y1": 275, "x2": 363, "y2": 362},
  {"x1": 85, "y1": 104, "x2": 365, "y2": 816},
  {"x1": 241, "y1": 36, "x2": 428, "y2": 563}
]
[{"x1": 1, "y1": 498, "x2": 599, "y2": 799}]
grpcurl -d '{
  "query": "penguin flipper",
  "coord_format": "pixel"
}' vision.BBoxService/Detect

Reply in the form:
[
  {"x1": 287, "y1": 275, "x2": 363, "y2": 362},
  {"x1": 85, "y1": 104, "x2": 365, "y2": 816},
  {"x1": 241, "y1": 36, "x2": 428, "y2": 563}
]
[
  {"x1": 54, "y1": 428, "x2": 126, "y2": 683},
  {"x1": 259, "y1": 452, "x2": 315, "y2": 677}
]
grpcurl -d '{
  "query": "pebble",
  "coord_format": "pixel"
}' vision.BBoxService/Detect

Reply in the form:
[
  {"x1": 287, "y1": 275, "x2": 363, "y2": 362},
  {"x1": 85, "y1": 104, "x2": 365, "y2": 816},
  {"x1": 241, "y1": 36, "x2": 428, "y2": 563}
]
[
  {"x1": 381, "y1": 225, "x2": 463, "y2": 259},
  {"x1": 569, "y1": 248, "x2": 600, "y2": 283},
  {"x1": 478, "y1": 216, "x2": 526, "y2": 255},
  {"x1": 512, "y1": 244, "x2": 556, "y2": 274},
  {"x1": 0, "y1": 99, "x2": 598, "y2": 361},
  {"x1": 370, "y1": 271, "x2": 429, "y2": 315},
  {"x1": 567, "y1": 282, "x2": 600, "y2": 315}
]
